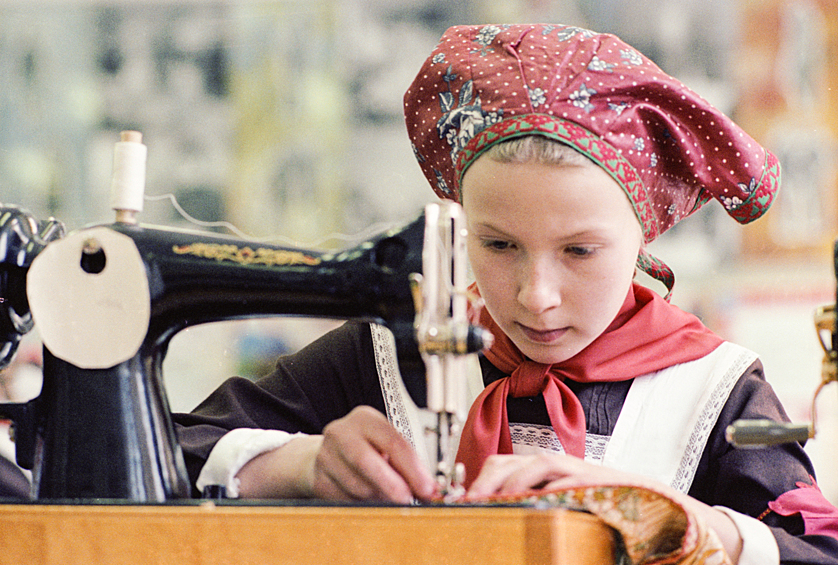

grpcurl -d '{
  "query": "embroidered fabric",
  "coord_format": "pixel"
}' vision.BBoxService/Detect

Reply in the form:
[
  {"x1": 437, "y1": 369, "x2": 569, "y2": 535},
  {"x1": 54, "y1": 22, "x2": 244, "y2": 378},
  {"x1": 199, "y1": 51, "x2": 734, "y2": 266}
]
[
  {"x1": 465, "y1": 484, "x2": 733, "y2": 565},
  {"x1": 509, "y1": 423, "x2": 564, "y2": 452},
  {"x1": 671, "y1": 345, "x2": 756, "y2": 492},
  {"x1": 509, "y1": 423, "x2": 609, "y2": 464},
  {"x1": 370, "y1": 323, "x2": 416, "y2": 448}
]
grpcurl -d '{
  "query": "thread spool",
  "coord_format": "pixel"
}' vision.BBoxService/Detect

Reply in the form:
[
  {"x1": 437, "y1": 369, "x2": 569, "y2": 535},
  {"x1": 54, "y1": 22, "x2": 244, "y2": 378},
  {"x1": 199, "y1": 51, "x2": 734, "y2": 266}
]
[{"x1": 110, "y1": 130, "x2": 147, "y2": 224}]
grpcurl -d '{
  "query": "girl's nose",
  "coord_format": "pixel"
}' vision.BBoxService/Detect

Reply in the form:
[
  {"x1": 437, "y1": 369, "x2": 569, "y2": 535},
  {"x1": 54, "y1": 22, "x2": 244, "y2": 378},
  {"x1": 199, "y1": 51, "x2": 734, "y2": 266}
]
[{"x1": 517, "y1": 258, "x2": 560, "y2": 314}]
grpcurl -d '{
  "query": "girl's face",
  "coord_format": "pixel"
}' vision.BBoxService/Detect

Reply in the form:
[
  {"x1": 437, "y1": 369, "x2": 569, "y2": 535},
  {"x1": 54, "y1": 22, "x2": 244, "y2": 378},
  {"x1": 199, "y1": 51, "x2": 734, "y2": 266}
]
[{"x1": 461, "y1": 157, "x2": 643, "y2": 365}]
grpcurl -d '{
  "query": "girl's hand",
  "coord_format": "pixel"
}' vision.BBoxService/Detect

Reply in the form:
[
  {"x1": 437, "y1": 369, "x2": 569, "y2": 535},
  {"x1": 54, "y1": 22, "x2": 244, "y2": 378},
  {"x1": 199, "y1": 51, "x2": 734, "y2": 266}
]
[
  {"x1": 466, "y1": 452, "x2": 626, "y2": 498},
  {"x1": 236, "y1": 406, "x2": 436, "y2": 504},
  {"x1": 466, "y1": 454, "x2": 743, "y2": 563},
  {"x1": 311, "y1": 406, "x2": 436, "y2": 503}
]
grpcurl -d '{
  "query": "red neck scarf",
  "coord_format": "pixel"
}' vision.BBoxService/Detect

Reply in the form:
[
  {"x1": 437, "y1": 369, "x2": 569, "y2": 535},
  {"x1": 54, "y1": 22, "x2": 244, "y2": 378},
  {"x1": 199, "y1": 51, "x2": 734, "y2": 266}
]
[{"x1": 456, "y1": 282, "x2": 724, "y2": 487}]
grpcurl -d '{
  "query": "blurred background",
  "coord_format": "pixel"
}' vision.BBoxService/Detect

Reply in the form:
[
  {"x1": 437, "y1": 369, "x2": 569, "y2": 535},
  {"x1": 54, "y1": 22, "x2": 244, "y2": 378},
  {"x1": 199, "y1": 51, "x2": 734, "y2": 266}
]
[{"x1": 1, "y1": 0, "x2": 837, "y2": 501}]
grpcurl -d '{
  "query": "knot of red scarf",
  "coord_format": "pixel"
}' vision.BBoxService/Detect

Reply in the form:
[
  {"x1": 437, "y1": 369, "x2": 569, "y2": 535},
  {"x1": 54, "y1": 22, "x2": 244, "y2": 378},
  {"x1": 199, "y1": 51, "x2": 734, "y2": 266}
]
[{"x1": 455, "y1": 282, "x2": 724, "y2": 488}]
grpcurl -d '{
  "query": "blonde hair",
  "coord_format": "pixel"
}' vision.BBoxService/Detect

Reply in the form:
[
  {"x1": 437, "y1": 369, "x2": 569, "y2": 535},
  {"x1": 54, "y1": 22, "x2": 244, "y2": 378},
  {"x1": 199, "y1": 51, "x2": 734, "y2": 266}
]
[
  {"x1": 480, "y1": 135, "x2": 594, "y2": 167},
  {"x1": 475, "y1": 133, "x2": 645, "y2": 244}
]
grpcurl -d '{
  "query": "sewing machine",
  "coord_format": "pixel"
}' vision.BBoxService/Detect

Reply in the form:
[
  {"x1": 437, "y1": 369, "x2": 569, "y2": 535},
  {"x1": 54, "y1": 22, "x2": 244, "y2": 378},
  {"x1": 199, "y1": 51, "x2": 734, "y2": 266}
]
[{"x1": 0, "y1": 131, "x2": 490, "y2": 502}]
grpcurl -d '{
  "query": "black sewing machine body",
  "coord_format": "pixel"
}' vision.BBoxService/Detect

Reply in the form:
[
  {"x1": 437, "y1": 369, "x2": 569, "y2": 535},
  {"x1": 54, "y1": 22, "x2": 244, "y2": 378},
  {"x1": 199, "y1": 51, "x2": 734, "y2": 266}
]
[{"x1": 0, "y1": 209, "x2": 431, "y2": 501}]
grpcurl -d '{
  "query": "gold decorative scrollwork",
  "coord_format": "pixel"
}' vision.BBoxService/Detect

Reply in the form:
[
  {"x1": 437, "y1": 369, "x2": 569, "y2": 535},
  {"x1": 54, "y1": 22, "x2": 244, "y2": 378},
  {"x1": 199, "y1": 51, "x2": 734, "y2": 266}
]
[{"x1": 172, "y1": 243, "x2": 321, "y2": 267}]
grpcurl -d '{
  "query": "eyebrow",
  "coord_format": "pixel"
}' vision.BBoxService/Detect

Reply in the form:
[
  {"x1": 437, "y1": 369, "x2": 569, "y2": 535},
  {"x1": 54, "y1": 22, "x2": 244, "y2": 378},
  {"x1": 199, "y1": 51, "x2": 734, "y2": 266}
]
[{"x1": 472, "y1": 222, "x2": 614, "y2": 242}]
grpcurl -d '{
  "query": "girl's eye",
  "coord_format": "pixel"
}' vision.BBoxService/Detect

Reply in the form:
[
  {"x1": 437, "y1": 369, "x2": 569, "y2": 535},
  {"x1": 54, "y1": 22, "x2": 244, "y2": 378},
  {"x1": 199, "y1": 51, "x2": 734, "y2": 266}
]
[
  {"x1": 565, "y1": 245, "x2": 594, "y2": 257},
  {"x1": 482, "y1": 239, "x2": 512, "y2": 251}
]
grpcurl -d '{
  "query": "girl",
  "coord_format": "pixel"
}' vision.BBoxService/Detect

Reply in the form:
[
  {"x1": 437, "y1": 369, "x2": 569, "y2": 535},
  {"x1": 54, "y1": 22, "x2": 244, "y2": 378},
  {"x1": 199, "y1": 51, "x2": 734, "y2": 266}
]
[{"x1": 174, "y1": 24, "x2": 838, "y2": 564}]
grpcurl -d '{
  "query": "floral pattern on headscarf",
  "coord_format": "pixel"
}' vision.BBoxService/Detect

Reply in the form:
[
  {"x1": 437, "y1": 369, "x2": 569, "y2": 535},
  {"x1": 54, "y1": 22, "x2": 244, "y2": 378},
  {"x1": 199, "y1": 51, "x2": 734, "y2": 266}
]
[
  {"x1": 404, "y1": 24, "x2": 780, "y2": 293},
  {"x1": 434, "y1": 66, "x2": 504, "y2": 198}
]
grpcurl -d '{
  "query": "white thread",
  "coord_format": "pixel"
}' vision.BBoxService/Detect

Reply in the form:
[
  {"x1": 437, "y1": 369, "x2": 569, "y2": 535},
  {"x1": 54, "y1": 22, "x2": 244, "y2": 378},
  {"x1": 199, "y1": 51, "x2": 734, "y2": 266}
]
[
  {"x1": 110, "y1": 140, "x2": 147, "y2": 213},
  {"x1": 112, "y1": 132, "x2": 400, "y2": 247},
  {"x1": 144, "y1": 192, "x2": 402, "y2": 249}
]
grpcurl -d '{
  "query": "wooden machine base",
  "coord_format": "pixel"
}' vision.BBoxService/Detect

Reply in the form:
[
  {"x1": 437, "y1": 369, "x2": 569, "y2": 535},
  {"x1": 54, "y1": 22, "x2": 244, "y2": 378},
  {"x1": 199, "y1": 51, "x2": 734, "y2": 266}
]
[{"x1": 0, "y1": 502, "x2": 615, "y2": 564}]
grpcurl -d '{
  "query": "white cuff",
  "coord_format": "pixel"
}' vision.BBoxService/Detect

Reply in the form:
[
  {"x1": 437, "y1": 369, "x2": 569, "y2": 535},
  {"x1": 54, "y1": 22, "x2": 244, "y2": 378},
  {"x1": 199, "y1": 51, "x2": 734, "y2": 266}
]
[
  {"x1": 196, "y1": 428, "x2": 306, "y2": 498},
  {"x1": 714, "y1": 506, "x2": 779, "y2": 565}
]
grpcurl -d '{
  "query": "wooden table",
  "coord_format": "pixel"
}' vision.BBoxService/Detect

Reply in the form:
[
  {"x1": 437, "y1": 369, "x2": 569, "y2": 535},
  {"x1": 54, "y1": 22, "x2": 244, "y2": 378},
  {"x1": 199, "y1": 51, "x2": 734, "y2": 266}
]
[{"x1": 0, "y1": 502, "x2": 616, "y2": 565}]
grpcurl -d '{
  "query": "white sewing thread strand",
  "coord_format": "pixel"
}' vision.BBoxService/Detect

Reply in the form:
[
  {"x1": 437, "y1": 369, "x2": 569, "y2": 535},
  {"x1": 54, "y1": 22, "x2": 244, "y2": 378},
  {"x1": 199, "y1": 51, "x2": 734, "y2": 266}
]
[{"x1": 143, "y1": 192, "x2": 402, "y2": 249}]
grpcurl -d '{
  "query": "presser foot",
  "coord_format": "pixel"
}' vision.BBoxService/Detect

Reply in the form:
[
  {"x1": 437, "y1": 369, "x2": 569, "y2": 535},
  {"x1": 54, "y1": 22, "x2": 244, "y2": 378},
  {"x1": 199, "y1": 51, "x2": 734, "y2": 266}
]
[{"x1": 435, "y1": 461, "x2": 466, "y2": 503}]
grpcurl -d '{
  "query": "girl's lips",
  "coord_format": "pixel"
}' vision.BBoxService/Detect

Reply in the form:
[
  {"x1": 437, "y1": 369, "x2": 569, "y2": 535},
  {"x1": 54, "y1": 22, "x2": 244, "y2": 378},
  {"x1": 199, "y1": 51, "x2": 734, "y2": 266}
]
[{"x1": 518, "y1": 323, "x2": 567, "y2": 344}]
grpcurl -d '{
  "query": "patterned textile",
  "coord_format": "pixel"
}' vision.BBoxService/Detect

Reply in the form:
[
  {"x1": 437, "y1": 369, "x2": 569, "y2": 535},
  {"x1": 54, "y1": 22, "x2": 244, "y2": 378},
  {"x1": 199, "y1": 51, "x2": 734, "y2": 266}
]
[
  {"x1": 403, "y1": 24, "x2": 780, "y2": 293},
  {"x1": 464, "y1": 484, "x2": 732, "y2": 565}
]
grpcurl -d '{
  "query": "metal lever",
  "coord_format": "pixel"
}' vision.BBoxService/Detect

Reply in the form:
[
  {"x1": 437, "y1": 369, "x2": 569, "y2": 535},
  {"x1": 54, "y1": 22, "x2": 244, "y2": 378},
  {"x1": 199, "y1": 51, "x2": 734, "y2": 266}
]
[
  {"x1": 728, "y1": 304, "x2": 835, "y2": 448},
  {"x1": 725, "y1": 420, "x2": 814, "y2": 448}
]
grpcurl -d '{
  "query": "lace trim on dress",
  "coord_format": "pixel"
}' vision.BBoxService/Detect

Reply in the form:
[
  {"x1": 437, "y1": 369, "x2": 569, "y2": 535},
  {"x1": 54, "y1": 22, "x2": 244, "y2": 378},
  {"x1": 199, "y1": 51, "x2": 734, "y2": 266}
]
[
  {"x1": 370, "y1": 323, "x2": 416, "y2": 447},
  {"x1": 509, "y1": 423, "x2": 609, "y2": 464},
  {"x1": 670, "y1": 346, "x2": 756, "y2": 492}
]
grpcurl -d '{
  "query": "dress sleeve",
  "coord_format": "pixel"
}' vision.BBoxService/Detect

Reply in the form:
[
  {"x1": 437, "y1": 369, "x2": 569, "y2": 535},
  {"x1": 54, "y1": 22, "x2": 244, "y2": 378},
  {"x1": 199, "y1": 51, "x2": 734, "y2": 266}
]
[
  {"x1": 172, "y1": 321, "x2": 386, "y2": 494},
  {"x1": 0, "y1": 455, "x2": 29, "y2": 498},
  {"x1": 689, "y1": 360, "x2": 838, "y2": 564}
]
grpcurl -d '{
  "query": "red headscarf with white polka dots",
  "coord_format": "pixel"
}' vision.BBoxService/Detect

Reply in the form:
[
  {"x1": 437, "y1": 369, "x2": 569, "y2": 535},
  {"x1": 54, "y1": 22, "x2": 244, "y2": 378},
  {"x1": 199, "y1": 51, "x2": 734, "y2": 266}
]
[{"x1": 404, "y1": 24, "x2": 780, "y2": 294}]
